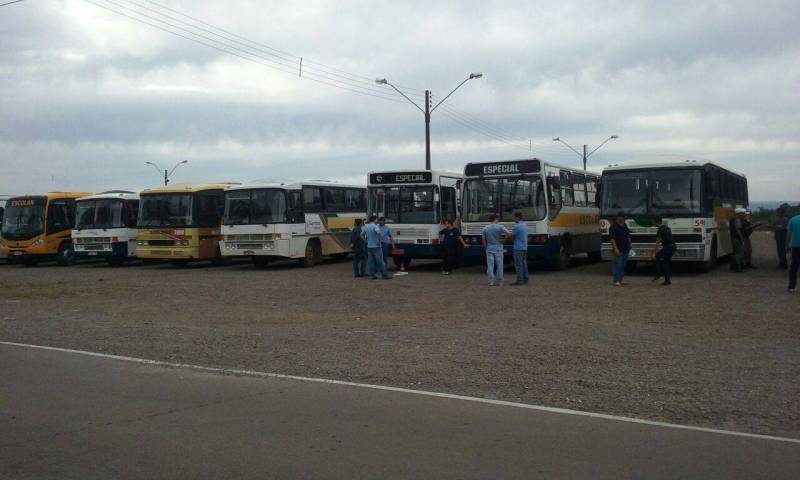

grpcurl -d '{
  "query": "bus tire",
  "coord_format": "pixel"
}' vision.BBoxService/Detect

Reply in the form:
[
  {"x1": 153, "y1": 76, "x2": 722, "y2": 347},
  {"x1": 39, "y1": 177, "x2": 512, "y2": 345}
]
[
  {"x1": 169, "y1": 259, "x2": 190, "y2": 267},
  {"x1": 56, "y1": 241, "x2": 77, "y2": 266},
  {"x1": 700, "y1": 236, "x2": 718, "y2": 273},
  {"x1": 552, "y1": 239, "x2": 571, "y2": 270},
  {"x1": 587, "y1": 250, "x2": 602, "y2": 262},
  {"x1": 300, "y1": 240, "x2": 321, "y2": 268},
  {"x1": 253, "y1": 256, "x2": 270, "y2": 268}
]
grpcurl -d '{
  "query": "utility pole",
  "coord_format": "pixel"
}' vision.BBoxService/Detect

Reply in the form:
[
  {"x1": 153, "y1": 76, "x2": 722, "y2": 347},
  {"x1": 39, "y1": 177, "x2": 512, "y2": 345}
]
[
  {"x1": 377, "y1": 73, "x2": 482, "y2": 170},
  {"x1": 424, "y1": 90, "x2": 431, "y2": 170},
  {"x1": 146, "y1": 160, "x2": 188, "y2": 186},
  {"x1": 553, "y1": 136, "x2": 619, "y2": 170}
]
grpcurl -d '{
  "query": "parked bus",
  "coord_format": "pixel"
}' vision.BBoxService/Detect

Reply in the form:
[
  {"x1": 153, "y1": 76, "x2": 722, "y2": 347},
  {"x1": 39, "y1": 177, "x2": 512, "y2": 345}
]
[
  {"x1": 461, "y1": 159, "x2": 601, "y2": 269},
  {"x1": 137, "y1": 182, "x2": 239, "y2": 267},
  {"x1": 367, "y1": 170, "x2": 462, "y2": 268},
  {"x1": 0, "y1": 192, "x2": 93, "y2": 266},
  {"x1": 72, "y1": 191, "x2": 140, "y2": 266},
  {"x1": 0, "y1": 196, "x2": 8, "y2": 262},
  {"x1": 220, "y1": 181, "x2": 366, "y2": 268},
  {"x1": 599, "y1": 159, "x2": 748, "y2": 271}
]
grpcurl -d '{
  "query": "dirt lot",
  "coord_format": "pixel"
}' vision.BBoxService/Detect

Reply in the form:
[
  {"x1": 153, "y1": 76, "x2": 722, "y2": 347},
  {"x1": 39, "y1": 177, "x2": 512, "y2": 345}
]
[{"x1": 1, "y1": 232, "x2": 798, "y2": 438}]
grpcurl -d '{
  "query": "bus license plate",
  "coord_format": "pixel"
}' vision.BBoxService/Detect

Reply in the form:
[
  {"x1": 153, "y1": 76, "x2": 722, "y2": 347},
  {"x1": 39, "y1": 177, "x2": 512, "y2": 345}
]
[
  {"x1": 88, "y1": 252, "x2": 97, "y2": 256},
  {"x1": 638, "y1": 249, "x2": 654, "y2": 257},
  {"x1": 13, "y1": 251, "x2": 23, "y2": 256}
]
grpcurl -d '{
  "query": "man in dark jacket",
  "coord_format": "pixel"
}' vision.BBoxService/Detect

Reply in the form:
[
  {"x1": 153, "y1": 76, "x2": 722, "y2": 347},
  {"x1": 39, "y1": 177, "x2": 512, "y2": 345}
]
[
  {"x1": 730, "y1": 208, "x2": 746, "y2": 272},
  {"x1": 773, "y1": 206, "x2": 789, "y2": 269},
  {"x1": 349, "y1": 218, "x2": 367, "y2": 277},
  {"x1": 652, "y1": 216, "x2": 676, "y2": 285}
]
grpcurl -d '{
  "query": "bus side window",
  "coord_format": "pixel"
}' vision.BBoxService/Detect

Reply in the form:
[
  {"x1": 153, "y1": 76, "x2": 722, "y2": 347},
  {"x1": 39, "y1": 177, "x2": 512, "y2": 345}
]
[
  {"x1": 586, "y1": 176, "x2": 598, "y2": 206},
  {"x1": 288, "y1": 190, "x2": 302, "y2": 223},
  {"x1": 345, "y1": 189, "x2": 365, "y2": 212},
  {"x1": 547, "y1": 175, "x2": 562, "y2": 220},
  {"x1": 197, "y1": 191, "x2": 224, "y2": 227},
  {"x1": 303, "y1": 187, "x2": 322, "y2": 212},
  {"x1": 46, "y1": 200, "x2": 72, "y2": 234},
  {"x1": 441, "y1": 187, "x2": 456, "y2": 222},
  {"x1": 324, "y1": 188, "x2": 346, "y2": 212},
  {"x1": 560, "y1": 171, "x2": 574, "y2": 206},
  {"x1": 573, "y1": 173, "x2": 587, "y2": 207}
]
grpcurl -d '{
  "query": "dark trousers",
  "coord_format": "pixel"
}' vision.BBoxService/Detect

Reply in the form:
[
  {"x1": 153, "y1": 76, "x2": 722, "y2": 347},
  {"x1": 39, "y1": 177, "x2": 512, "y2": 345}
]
[
  {"x1": 730, "y1": 239, "x2": 744, "y2": 271},
  {"x1": 352, "y1": 250, "x2": 366, "y2": 277},
  {"x1": 789, "y1": 247, "x2": 800, "y2": 290},
  {"x1": 655, "y1": 246, "x2": 676, "y2": 283},
  {"x1": 776, "y1": 235, "x2": 788, "y2": 267},
  {"x1": 441, "y1": 246, "x2": 461, "y2": 272}
]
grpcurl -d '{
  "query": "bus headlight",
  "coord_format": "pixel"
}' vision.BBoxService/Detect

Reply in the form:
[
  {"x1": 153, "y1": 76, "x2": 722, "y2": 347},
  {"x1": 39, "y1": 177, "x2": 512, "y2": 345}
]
[
  {"x1": 31, "y1": 238, "x2": 43, "y2": 247},
  {"x1": 178, "y1": 240, "x2": 190, "y2": 246}
]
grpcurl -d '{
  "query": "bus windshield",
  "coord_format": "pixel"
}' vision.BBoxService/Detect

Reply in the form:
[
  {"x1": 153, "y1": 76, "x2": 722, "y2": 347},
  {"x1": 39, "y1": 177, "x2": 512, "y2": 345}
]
[
  {"x1": 1, "y1": 197, "x2": 45, "y2": 240},
  {"x1": 138, "y1": 193, "x2": 193, "y2": 227},
  {"x1": 224, "y1": 189, "x2": 287, "y2": 225},
  {"x1": 601, "y1": 169, "x2": 702, "y2": 215},
  {"x1": 369, "y1": 186, "x2": 437, "y2": 224},
  {"x1": 463, "y1": 177, "x2": 546, "y2": 222},
  {"x1": 75, "y1": 199, "x2": 125, "y2": 229}
]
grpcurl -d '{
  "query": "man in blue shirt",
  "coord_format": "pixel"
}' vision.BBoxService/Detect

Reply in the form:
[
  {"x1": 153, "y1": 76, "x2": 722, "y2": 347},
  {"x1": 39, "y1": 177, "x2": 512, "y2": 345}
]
[
  {"x1": 511, "y1": 212, "x2": 529, "y2": 285},
  {"x1": 482, "y1": 213, "x2": 510, "y2": 286},
  {"x1": 378, "y1": 217, "x2": 394, "y2": 264},
  {"x1": 364, "y1": 215, "x2": 391, "y2": 280},
  {"x1": 787, "y1": 214, "x2": 800, "y2": 292}
]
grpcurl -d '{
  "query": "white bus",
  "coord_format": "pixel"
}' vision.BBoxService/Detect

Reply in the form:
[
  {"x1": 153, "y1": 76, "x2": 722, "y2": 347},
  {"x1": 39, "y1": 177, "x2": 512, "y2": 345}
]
[
  {"x1": 72, "y1": 190, "x2": 140, "y2": 266},
  {"x1": 461, "y1": 159, "x2": 602, "y2": 269},
  {"x1": 221, "y1": 181, "x2": 366, "y2": 268},
  {"x1": 367, "y1": 170, "x2": 462, "y2": 268},
  {"x1": 600, "y1": 159, "x2": 748, "y2": 271}
]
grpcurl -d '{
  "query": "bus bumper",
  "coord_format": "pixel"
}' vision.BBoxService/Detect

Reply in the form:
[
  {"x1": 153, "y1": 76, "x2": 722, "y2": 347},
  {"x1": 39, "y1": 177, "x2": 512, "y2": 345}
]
[
  {"x1": 394, "y1": 243, "x2": 440, "y2": 259},
  {"x1": 137, "y1": 246, "x2": 199, "y2": 260},
  {"x1": 462, "y1": 238, "x2": 559, "y2": 259},
  {"x1": 601, "y1": 243, "x2": 706, "y2": 262},
  {"x1": 75, "y1": 242, "x2": 131, "y2": 260}
]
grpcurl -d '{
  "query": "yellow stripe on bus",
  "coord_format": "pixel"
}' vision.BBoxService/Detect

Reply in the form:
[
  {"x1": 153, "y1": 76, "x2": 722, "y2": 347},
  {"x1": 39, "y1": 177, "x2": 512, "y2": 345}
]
[{"x1": 548, "y1": 212, "x2": 599, "y2": 228}]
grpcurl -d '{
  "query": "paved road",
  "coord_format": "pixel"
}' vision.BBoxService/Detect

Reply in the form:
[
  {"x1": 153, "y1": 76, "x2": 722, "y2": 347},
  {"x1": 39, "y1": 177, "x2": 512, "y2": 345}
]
[{"x1": 1, "y1": 343, "x2": 798, "y2": 479}]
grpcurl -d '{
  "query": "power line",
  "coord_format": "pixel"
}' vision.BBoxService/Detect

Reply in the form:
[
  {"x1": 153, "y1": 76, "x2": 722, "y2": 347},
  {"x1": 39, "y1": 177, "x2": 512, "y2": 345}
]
[
  {"x1": 0, "y1": 0, "x2": 26, "y2": 7},
  {"x1": 91, "y1": 0, "x2": 417, "y2": 102}
]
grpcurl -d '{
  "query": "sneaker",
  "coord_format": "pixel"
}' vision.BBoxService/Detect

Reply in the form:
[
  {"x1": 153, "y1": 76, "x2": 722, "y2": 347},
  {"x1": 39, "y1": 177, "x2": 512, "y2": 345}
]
[
  {"x1": 652, "y1": 275, "x2": 662, "y2": 282},
  {"x1": 614, "y1": 282, "x2": 621, "y2": 287}
]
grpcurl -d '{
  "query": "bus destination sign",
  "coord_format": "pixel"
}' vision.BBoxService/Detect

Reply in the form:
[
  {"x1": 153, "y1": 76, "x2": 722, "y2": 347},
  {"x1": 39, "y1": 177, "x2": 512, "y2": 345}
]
[
  {"x1": 369, "y1": 172, "x2": 433, "y2": 185},
  {"x1": 464, "y1": 160, "x2": 540, "y2": 177}
]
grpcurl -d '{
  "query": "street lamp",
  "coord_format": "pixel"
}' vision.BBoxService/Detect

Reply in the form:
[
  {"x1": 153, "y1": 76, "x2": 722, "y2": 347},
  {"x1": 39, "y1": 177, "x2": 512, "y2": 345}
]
[
  {"x1": 145, "y1": 160, "x2": 188, "y2": 186},
  {"x1": 552, "y1": 136, "x2": 618, "y2": 171},
  {"x1": 376, "y1": 72, "x2": 483, "y2": 170}
]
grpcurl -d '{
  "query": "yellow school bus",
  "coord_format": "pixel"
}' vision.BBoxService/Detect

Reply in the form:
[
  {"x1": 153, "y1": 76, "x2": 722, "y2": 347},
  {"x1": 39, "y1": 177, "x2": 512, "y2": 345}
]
[
  {"x1": 136, "y1": 182, "x2": 239, "y2": 266},
  {"x1": 0, "y1": 192, "x2": 94, "y2": 266}
]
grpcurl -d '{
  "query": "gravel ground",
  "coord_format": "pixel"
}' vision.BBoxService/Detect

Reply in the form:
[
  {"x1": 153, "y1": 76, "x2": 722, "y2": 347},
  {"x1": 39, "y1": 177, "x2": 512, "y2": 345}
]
[{"x1": 1, "y1": 231, "x2": 798, "y2": 438}]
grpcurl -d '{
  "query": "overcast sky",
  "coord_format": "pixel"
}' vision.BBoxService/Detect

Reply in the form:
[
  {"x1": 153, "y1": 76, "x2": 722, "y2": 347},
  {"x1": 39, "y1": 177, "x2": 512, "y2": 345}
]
[{"x1": 1, "y1": 0, "x2": 798, "y2": 200}]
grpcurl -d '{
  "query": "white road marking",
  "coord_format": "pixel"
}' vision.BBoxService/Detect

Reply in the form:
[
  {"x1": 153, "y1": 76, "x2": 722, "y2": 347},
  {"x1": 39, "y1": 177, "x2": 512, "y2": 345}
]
[{"x1": 3, "y1": 340, "x2": 799, "y2": 445}]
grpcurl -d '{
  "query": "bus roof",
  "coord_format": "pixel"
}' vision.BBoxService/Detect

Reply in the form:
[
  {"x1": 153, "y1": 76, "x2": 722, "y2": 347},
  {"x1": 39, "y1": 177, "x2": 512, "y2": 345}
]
[
  {"x1": 8, "y1": 192, "x2": 94, "y2": 200},
  {"x1": 226, "y1": 180, "x2": 364, "y2": 191},
  {"x1": 76, "y1": 190, "x2": 139, "y2": 201},
  {"x1": 602, "y1": 159, "x2": 746, "y2": 178},
  {"x1": 140, "y1": 182, "x2": 241, "y2": 194}
]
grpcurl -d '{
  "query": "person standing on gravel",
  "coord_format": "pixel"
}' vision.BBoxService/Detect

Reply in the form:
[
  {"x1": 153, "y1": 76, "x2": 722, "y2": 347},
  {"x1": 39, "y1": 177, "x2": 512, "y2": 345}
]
[
  {"x1": 652, "y1": 216, "x2": 676, "y2": 286},
  {"x1": 348, "y1": 218, "x2": 367, "y2": 277},
  {"x1": 609, "y1": 211, "x2": 631, "y2": 287},
  {"x1": 742, "y1": 211, "x2": 758, "y2": 269},
  {"x1": 438, "y1": 219, "x2": 466, "y2": 275},
  {"x1": 364, "y1": 216, "x2": 391, "y2": 280},
  {"x1": 378, "y1": 217, "x2": 394, "y2": 265},
  {"x1": 730, "y1": 208, "x2": 746, "y2": 272},
  {"x1": 483, "y1": 214, "x2": 509, "y2": 286},
  {"x1": 773, "y1": 206, "x2": 789, "y2": 269},
  {"x1": 511, "y1": 212, "x2": 529, "y2": 286},
  {"x1": 787, "y1": 213, "x2": 800, "y2": 293}
]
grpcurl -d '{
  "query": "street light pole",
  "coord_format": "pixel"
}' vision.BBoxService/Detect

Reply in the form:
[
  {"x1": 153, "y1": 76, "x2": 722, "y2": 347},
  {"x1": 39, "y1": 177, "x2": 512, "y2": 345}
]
[
  {"x1": 552, "y1": 136, "x2": 618, "y2": 170},
  {"x1": 145, "y1": 160, "x2": 188, "y2": 186},
  {"x1": 377, "y1": 73, "x2": 482, "y2": 170}
]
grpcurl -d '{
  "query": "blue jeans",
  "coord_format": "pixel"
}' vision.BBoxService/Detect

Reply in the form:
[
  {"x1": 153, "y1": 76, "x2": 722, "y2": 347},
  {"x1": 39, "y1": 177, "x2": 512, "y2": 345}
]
[
  {"x1": 382, "y1": 243, "x2": 392, "y2": 263},
  {"x1": 486, "y1": 248, "x2": 504, "y2": 285},
  {"x1": 367, "y1": 247, "x2": 389, "y2": 278},
  {"x1": 513, "y1": 249, "x2": 528, "y2": 284},
  {"x1": 352, "y1": 250, "x2": 366, "y2": 277},
  {"x1": 612, "y1": 251, "x2": 628, "y2": 283}
]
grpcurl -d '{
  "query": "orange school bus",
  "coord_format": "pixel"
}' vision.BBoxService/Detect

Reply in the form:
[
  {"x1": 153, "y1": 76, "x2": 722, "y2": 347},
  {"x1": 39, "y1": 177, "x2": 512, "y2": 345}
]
[
  {"x1": 136, "y1": 182, "x2": 239, "y2": 267},
  {"x1": 0, "y1": 192, "x2": 93, "y2": 266}
]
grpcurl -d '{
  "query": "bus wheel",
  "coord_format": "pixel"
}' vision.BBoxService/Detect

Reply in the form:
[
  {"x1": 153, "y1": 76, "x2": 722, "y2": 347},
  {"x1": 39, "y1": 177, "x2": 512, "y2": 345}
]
[
  {"x1": 169, "y1": 259, "x2": 190, "y2": 267},
  {"x1": 587, "y1": 250, "x2": 602, "y2": 262},
  {"x1": 300, "y1": 240, "x2": 321, "y2": 268},
  {"x1": 701, "y1": 237, "x2": 718, "y2": 273},
  {"x1": 56, "y1": 242, "x2": 77, "y2": 266},
  {"x1": 253, "y1": 256, "x2": 270, "y2": 269},
  {"x1": 552, "y1": 242, "x2": 571, "y2": 270}
]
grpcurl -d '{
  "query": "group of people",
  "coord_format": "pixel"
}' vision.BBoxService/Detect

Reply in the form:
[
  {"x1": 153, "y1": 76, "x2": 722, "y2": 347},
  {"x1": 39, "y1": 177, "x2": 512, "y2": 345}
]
[
  {"x1": 348, "y1": 216, "x2": 396, "y2": 280},
  {"x1": 608, "y1": 212, "x2": 675, "y2": 287},
  {"x1": 729, "y1": 207, "x2": 759, "y2": 272}
]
